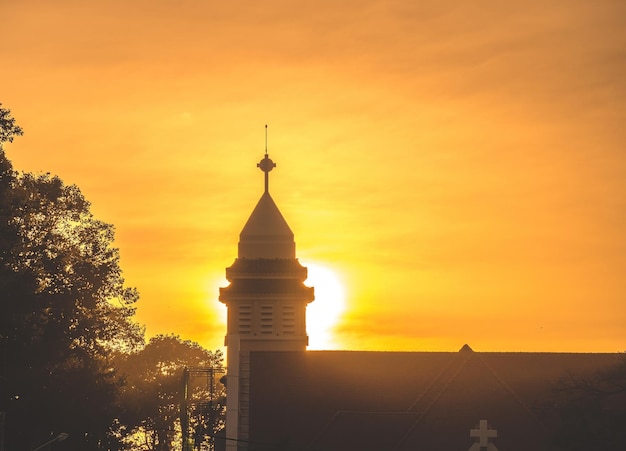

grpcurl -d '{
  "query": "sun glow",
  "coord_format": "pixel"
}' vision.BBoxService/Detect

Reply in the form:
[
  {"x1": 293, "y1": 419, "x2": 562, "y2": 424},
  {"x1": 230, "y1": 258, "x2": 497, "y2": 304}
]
[{"x1": 304, "y1": 263, "x2": 346, "y2": 350}]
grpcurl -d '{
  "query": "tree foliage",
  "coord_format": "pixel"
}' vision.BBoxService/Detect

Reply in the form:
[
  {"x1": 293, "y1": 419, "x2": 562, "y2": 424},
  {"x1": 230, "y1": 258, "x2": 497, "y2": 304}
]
[
  {"x1": 551, "y1": 352, "x2": 626, "y2": 450},
  {"x1": 115, "y1": 335, "x2": 225, "y2": 451},
  {"x1": 0, "y1": 105, "x2": 225, "y2": 450},
  {"x1": 0, "y1": 103, "x2": 23, "y2": 145},
  {"x1": 1, "y1": 105, "x2": 144, "y2": 450}
]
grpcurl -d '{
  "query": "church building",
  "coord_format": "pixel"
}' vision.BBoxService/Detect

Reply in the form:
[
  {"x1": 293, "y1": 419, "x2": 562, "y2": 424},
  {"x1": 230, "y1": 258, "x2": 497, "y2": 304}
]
[
  {"x1": 218, "y1": 147, "x2": 624, "y2": 451},
  {"x1": 219, "y1": 148, "x2": 314, "y2": 449}
]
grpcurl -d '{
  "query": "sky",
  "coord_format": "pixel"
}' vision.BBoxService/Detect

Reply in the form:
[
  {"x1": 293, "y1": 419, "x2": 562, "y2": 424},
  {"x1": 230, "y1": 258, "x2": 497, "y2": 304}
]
[{"x1": 2, "y1": 0, "x2": 625, "y2": 352}]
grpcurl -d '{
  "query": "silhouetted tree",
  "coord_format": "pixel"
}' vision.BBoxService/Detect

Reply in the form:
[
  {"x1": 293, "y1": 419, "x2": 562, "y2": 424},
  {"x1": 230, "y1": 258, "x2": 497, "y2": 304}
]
[
  {"x1": 0, "y1": 105, "x2": 144, "y2": 450},
  {"x1": 551, "y1": 352, "x2": 626, "y2": 451},
  {"x1": 114, "y1": 335, "x2": 224, "y2": 451},
  {"x1": 1, "y1": 106, "x2": 225, "y2": 450},
  {"x1": 0, "y1": 103, "x2": 23, "y2": 145}
]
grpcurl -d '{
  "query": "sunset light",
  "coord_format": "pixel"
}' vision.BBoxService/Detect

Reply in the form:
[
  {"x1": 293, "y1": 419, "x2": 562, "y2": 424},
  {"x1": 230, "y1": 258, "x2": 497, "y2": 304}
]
[
  {"x1": 3, "y1": 2, "x2": 625, "y2": 449},
  {"x1": 303, "y1": 263, "x2": 347, "y2": 350},
  {"x1": 2, "y1": 0, "x2": 625, "y2": 354}
]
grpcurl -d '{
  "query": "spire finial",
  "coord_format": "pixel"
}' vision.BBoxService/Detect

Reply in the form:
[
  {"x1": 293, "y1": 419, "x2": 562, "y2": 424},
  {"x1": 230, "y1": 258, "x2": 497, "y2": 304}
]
[{"x1": 257, "y1": 124, "x2": 276, "y2": 193}]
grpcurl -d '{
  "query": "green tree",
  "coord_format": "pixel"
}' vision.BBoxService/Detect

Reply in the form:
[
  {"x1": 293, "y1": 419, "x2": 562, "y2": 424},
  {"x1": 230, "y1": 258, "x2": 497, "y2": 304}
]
[
  {"x1": 115, "y1": 335, "x2": 225, "y2": 451},
  {"x1": 0, "y1": 105, "x2": 144, "y2": 450}
]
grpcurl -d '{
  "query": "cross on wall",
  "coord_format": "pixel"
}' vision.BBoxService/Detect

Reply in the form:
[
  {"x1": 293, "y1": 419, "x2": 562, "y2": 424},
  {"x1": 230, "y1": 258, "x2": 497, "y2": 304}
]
[{"x1": 469, "y1": 419, "x2": 498, "y2": 451}]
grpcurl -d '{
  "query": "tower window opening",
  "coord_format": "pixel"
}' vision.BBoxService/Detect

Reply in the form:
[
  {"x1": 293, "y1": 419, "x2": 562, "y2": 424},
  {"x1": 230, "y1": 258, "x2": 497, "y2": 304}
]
[
  {"x1": 238, "y1": 304, "x2": 252, "y2": 334},
  {"x1": 283, "y1": 304, "x2": 296, "y2": 334},
  {"x1": 260, "y1": 304, "x2": 274, "y2": 334}
]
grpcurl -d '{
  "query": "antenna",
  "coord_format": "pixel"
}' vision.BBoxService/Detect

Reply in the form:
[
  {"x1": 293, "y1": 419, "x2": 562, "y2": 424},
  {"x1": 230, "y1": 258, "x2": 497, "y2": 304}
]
[{"x1": 265, "y1": 124, "x2": 268, "y2": 156}]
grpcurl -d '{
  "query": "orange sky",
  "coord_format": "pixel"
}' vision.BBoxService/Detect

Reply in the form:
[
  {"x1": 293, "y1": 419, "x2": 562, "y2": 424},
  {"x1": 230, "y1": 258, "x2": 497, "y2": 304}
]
[{"x1": 2, "y1": 0, "x2": 625, "y2": 352}]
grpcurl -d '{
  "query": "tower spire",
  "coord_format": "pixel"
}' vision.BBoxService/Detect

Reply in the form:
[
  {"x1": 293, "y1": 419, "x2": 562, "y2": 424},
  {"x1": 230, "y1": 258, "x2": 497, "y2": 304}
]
[
  {"x1": 220, "y1": 129, "x2": 314, "y2": 450},
  {"x1": 257, "y1": 124, "x2": 276, "y2": 193}
]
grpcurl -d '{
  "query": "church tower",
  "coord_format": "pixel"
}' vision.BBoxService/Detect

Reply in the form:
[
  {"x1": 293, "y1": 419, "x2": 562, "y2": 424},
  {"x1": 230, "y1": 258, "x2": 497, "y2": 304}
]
[{"x1": 219, "y1": 141, "x2": 314, "y2": 449}]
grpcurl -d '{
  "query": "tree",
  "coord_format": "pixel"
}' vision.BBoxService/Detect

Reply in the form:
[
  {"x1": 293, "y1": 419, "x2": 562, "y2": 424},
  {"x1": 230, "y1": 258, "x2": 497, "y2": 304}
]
[
  {"x1": 0, "y1": 103, "x2": 23, "y2": 145},
  {"x1": 1, "y1": 105, "x2": 224, "y2": 450},
  {"x1": 0, "y1": 105, "x2": 144, "y2": 450},
  {"x1": 115, "y1": 335, "x2": 225, "y2": 451},
  {"x1": 551, "y1": 352, "x2": 626, "y2": 451}
]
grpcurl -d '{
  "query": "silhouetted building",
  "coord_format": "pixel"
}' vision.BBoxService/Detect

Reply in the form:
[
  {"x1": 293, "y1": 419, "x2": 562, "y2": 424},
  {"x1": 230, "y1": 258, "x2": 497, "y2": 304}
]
[
  {"x1": 247, "y1": 349, "x2": 622, "y2": 451},
  {"x1": 219, "y1": 151, "x2": 624, "y2": 451},
  {"x1": 219, "y1": 150, "x2": 314, "y2": 450}
]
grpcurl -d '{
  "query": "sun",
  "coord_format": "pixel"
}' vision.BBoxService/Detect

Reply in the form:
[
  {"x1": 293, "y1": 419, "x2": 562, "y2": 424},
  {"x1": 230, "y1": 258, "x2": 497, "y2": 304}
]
[{"x1": 303, "y1": 262, "x2": 346, "y2": 350}]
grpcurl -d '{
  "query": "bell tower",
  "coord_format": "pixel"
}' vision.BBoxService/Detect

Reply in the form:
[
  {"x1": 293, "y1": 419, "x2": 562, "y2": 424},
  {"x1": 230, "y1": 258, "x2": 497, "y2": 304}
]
[{"x1": 219, "y1": 134, "x2": 314, "y2": 449}]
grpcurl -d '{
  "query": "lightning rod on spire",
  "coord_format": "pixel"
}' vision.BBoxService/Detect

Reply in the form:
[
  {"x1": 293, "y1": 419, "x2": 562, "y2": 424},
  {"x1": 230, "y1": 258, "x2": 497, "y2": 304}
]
[{"x1": 257, "y1": 124, "x2": 276, "y2": 193}]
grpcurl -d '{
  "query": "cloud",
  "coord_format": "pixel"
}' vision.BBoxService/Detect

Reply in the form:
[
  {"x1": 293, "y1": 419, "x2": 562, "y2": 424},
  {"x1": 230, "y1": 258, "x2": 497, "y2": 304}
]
[{"x1": 2, "y1": 0, "x2": 625, "y2": 352}]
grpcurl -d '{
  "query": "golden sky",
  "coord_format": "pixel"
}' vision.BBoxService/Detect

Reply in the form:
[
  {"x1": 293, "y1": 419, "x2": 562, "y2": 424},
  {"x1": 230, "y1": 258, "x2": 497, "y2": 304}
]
[{"x1": 2, "y1": 0, "x2": 625, "y2": 352}]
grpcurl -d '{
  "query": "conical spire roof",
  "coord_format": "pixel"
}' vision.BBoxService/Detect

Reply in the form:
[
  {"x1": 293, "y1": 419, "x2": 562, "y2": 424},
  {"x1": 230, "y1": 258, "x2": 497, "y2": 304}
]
[{"x1": 237, "y1": 148, "x2": 296, "y2": 259}]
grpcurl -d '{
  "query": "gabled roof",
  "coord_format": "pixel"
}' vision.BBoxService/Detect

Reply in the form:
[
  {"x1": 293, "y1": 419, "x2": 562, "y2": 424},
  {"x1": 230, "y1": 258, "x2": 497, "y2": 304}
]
[{"x1": 247, "y1": 350, "x2": 621, "y2": 451}]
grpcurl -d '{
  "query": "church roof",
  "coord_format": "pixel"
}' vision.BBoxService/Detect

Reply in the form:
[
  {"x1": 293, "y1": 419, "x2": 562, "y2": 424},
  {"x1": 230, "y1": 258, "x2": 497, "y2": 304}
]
[
  {"x1": 247, "y1": 350, "x2": 623, "y2": 451},
  {"x1": 240, "y1": 191, "x2": 294, "y2": 241},
  {"x1": 237, "y1": 147, "x2": 297, "y2": 259},
  {"x1": 238, "y1": 191, "x2": 296, "y2": 259}
]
